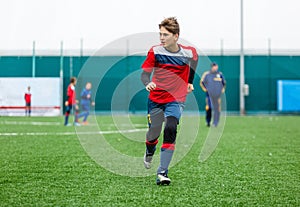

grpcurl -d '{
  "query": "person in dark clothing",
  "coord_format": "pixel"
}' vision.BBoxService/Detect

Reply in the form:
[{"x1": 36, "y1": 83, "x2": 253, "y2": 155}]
[{"x1": 200, "y1": 62, "x2": 226, "y2": 127}]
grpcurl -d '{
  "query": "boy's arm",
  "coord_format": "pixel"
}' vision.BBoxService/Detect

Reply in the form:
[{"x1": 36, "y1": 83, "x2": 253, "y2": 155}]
[
  {"x1": 141, "y1": 71, "x2": 156, "y2": 91},
  {"x1": 141, "y1": 71, "x2": 151, "y2": 86},
  {"x1": 187, "y1": 48, "x2": 199, "y2": 93},
  {"x1": 141, "y1": 47, "x2": 156, "y2": 91},
  {"x1": 188, "y1": 51, "x2": 198, "y2": 84}
]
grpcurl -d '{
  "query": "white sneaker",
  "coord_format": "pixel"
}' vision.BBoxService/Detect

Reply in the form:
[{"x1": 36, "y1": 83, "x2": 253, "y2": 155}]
[
  {"x1": 74, "y1": 122, "x2": 81, "y2": 126},
  {"x1": 143, "y1": 153, "x2": 153, "y2": 169},
  {"x1": 156, "y1": 173, "x2": 171, "y2": 185}
]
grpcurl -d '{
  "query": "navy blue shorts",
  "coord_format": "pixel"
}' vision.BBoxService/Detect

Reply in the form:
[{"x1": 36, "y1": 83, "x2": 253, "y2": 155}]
[
  {"x1": 66, "y1": 105, "x2": 73, "y2": 113},
  {"x1": 148, "y1": 99, "x2": 185, "y2": 123}
]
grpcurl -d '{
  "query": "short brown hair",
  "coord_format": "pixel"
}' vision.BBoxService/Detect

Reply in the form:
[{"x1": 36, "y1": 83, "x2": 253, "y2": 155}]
[
  {"x1": 159, "y1": 17, "x2": 180, "y2": 35},
  {"x1": 70, "y1": 77, "x2": 76, "y2": 83}
]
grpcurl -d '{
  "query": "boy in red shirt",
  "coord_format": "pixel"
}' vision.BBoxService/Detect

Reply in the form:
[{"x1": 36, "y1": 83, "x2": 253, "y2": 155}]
[
  {"x1": 141, "y1": 17, "x2": 198, "y2": 185},
  {"x1": 24, "y1": 86, "x2": 31, "y2": 116},
  {"x1": 64, "y1": 77, "x2": 79, "y2": 126}
]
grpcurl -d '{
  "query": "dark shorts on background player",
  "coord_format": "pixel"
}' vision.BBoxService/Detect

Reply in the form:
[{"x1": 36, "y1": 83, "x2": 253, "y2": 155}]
[
  {"x1": 26, "y1": 103, "x2": 31, "y2": 107},
  {"x1": 65, "y1": 105, "x2": 73, "y2": 113}
]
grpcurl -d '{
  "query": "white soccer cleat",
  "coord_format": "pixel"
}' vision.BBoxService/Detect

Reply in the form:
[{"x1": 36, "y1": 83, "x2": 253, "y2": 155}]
[
  {"x1": 74, "y1": 122, "x2": 81, "y2": 126},
  {"x1": 156, "y1": 173, "x2": 171, "y2": 185},
  {"x1": 143, "y1": 153, "x2": 153, "y2": 169}
]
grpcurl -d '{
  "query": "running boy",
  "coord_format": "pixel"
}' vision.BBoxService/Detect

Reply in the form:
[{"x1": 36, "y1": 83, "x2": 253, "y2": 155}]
[{"x1": 141, "y1": 17, "x2": 198, "y2": 185}]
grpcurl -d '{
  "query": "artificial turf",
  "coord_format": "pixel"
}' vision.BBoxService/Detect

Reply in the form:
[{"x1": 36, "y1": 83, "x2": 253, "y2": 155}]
[{"x1": 0, "y1": 115, "x2": 299, "y2": 206}]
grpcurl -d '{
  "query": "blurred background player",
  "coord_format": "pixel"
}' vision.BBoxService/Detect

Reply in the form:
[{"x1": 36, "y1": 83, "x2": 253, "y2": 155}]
[
  {"x1": 141, "y1": 17, "x2": 198, "y2": 185},
  {"x1": 77, "y1": 82, "x2": 95, "y2": 125},
  {"x1": 24, "y1": 86, "x2": 31, "y2": 116},
  {"x1": 64, "y1": 77, "x2": 79, "y2": 126},
  {"x1": 200, "y1": 62, "x2": 226, "y2": 127}
]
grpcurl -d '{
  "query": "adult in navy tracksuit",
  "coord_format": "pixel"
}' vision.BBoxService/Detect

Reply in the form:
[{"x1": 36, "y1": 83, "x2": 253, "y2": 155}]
[
  {"x1": 77, "y1": 82, "x2": 94, "y2": 125},
  {"x1": 200, "y1": 62, "x2": 226, "y2": 127}
]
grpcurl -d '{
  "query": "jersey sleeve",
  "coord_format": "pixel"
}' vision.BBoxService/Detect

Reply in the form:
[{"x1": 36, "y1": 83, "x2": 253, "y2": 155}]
[
  {"x1": 141, "y1": 47, "x2": 156, "y2": 73},
  {"x1": 191, "y1": 47, "x2": 198, "y2": 69},
  {"x1": 188, "y1": 47, "x2": 199, "y2": 84}
]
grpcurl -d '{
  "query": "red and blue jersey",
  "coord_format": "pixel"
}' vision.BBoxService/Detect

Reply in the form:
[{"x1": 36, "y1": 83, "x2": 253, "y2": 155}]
[
  {"x1": 67, "y1": 84, "x2": 76, "y2": 105},
  {"x1": 142, "y1": 44, "x2": 198, "y2": 103}
]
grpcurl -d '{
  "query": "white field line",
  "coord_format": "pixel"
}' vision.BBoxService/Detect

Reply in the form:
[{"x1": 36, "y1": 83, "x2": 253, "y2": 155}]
[
  {"x1": 0, "y1": 121, "x2": 61, "y2": 126},
  {"x1": 0, "y1": 128, "x2": 148, "y2": 136},
  {"x1": 0, "y1": 121, "x2": 146, "y2": 127}
]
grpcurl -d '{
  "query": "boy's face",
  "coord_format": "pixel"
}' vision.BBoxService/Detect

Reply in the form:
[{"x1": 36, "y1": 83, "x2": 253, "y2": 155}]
[{"x1": 159, "y1": 26, "x2": 178, "y2": 50}]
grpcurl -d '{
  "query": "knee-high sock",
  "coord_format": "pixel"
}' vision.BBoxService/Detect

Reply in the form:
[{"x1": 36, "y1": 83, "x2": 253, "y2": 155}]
[
  {"x1": 64, "y1": 112, "x2": 70, "y2": 125},
  {"x1": 157, "y1": 116, "x2": 177, "y2": 174},
  {"x1": 157, "y1": 144, "x2": 175, "y2": 174}
]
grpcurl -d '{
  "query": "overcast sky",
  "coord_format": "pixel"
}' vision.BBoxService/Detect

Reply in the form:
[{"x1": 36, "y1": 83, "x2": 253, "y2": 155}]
[{"x1": 2, "y1": 0, "x2": 300, "y2": 52}]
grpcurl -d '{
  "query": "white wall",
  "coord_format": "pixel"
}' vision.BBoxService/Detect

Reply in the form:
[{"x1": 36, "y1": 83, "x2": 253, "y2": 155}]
[{"x1": 0, "y1": 78, "x2": 61, "y2": 116}]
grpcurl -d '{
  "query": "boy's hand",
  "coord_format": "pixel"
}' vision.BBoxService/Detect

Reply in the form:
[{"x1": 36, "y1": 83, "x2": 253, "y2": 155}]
[
  {"x1": 146, "y1": 82, "x2": 156, "y2": 91},
  {"x1": 187, "y1": 84, "x2": 194, "y2": 93}
]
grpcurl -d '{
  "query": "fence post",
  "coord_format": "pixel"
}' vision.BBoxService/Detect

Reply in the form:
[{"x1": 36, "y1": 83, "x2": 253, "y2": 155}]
[
  {"x1": 240, "y1": 0, "x2": 245, "y2": 115},
  {"x1": 268, "y1": 38, "x2": 272, "y2": 113},
  {"x1": 32, "y1": 41, "x2": 36, "y2": 77},
  {"x1": 60, "y1": 41, "x2": 64, "y2": 116}
]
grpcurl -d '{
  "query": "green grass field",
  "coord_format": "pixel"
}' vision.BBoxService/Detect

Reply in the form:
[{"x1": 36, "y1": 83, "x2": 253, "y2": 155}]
[{"x1": 0, "y1": 115, "x2": 299, "y2": 206}]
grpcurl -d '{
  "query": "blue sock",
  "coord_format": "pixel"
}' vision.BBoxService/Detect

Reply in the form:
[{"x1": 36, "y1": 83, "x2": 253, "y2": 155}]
[
  {"x1": 64, "y1": 115, "x2": 69, "y2": 125},
  {"x1": 157, "y1": 146, "x2": 174, "y2": 174}
]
